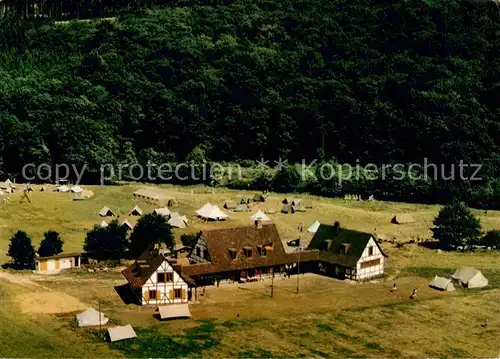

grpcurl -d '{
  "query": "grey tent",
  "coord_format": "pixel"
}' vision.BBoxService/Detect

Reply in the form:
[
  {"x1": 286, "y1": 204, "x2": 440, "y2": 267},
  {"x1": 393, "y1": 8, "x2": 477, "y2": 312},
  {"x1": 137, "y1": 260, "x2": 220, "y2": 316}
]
[
  {"x1": 76, "y1": 307, "x2": 109, "y2": 327},
  {"x1": 156, "y1": 304, "x2": 192, "y2": 320},
  {"x1": 240, "y1": 198, "x2": 250, "y2": 204},
  {"x1": 223, "y1": 200, "x2": 238, "y2": 210},
  {"x1": 99, "y1": 206, "x2": 114, "y2": 217},
  {"x1": 234, "y1": 203, "x2": 249, "y2": 212},
  {"x1": 129, "y1": 205, "x2": 143, "y2": 216},
  {"x1": 391, "y1": 214, "x2": 416, "y2": 224},
  {"x1": 293, "y1": 203, "x2": 307, "y2": 212},
  {"x1": 451, "y1": 267, "x2": 489, "y2": 288},
  {"x1": 281, "y1": 204, "x2": 295, "y2": 214},
  {"x1": 106, "y1": 325, "x2": 137, "y2": 342},
  {"x1": 429, "y1": 276, "x2": 455, "y2": 291}
]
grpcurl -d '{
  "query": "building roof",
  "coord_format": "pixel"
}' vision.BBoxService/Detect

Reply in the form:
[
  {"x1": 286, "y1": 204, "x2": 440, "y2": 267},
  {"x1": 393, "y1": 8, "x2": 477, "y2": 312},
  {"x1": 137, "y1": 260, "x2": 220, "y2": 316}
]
[
  {"x1": 157, "y1": 304, "x2": 191, "y2": 320},
  {"x1": 121, "y1": 253, "x2": 196, "y2": 288},
  {"x1": 37, "y1": 252, "x2": 81, "y2": 261},
  {"x1": 133, "y1": 188, "x2": 174, "y2": 200},
  {"x1": 107, "y1": 325, "x2": 137, "y2": 342},
  {"x1": 307, "y1": 224, "x2": 388, "y2": 267},
  {"x1": 183, "y1": 224, "x2": 319, "y2": 277}
]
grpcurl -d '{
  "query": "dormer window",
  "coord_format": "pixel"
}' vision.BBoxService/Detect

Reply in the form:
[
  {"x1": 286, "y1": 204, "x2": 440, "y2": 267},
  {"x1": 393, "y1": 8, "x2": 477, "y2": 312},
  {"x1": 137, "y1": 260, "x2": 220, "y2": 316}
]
[
  {"x1": 340, "y1": 243, "x2": 350, "y2": 255},
  {"x1": 229, "y1": 248, "x2": 237, "y2": 260},
  {"x1": 323, "y1": 240, "x2": 332, "y2": 251},
  {"x1": 243, "y1": 246, "x2": 252, "y2": 257},
  {"x1": 368, "y1": 246, "x2": 374, "y2": 256}
]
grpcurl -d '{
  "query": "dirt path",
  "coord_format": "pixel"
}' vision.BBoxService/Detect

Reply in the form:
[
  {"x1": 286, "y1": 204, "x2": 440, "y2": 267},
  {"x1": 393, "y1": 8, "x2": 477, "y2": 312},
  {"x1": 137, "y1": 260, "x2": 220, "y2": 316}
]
[{"x1": 0, "y1": 271, "x2": 50, "y2": 289}]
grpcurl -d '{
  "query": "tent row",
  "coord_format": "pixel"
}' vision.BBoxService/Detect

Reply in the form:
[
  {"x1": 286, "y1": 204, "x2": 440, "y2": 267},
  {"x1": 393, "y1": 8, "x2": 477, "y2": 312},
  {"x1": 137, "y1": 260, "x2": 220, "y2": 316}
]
[
  {"x1": 99, "y1": 206, "x2": 144, "y2": 217},
  {"x1": 282, "y1": 198, "x2": 313, "y2": 208},
  {"x1": 429, "y1": 267, "x2": 489, "y2": 291}
]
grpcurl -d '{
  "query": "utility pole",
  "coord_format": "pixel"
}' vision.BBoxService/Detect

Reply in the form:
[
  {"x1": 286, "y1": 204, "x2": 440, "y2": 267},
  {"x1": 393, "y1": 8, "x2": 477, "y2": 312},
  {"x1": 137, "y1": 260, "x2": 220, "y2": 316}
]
[
  {"x1": 98, "y1": 300, "x2": 101, "y2": 331},
  {"x1": 270, "y1": 267, "x2": 274, "y2": 298}
]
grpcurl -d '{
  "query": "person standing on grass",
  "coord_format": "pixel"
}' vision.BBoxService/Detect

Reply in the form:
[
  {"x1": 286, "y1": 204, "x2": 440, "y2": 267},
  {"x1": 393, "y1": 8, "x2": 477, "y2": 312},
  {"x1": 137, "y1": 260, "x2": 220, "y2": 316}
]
[
  {"x1": 390, "y1": 282, "x2": 397, "y2": 292},
  {"x1": 410, "y1": 287, "x2": 417, "y2": 299}
]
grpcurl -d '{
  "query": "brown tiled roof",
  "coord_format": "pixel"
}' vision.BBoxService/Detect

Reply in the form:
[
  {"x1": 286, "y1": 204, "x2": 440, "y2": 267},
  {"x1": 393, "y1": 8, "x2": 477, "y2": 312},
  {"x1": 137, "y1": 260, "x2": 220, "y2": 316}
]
[
  {"x1": 182, "y1": 224, "x2": 320, "y2": 277},
  {"x1": 121, "y1": 253, "x2": 195, "y2": 288}
]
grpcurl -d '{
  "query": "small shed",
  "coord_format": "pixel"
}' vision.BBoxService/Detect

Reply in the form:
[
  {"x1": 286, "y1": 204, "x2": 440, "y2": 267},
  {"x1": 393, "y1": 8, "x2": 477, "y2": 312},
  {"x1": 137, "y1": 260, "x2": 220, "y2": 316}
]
[
  {"x1": 35, "y1": 252, "x2": 81, "y2": 273},
  {"x1": 391, "y1": 214, "x2": 416, "y2": 224},
  {"x1": 129, "y1": 206, "x2": 143, "y2": 216},
  {"x1": 223, "y1": 200, "x2": 238, "y2": 210},
  {"x1": 106, "y1": 325, "x2": 137, "y2": 342},
  {"x1": 429, "y1": 276, "x2": 455, "y2": 291},
  {"x1": 99, "y1": 206, "x2": 114, "y2": 217},
  {"x1": 156, "y1": 304, "x2": 192, "y2": 320}
]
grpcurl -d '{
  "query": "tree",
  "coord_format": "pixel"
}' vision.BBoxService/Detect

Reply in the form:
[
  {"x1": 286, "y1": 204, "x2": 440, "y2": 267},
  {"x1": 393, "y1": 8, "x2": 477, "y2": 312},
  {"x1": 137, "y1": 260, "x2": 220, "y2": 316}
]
[
  {"x1": 38, "y1": 230, "x2": 63, "y2": 257},
  {"x1": 180, "y1": 232, "x2": 200, "y2": 248},
  {"x1": 431, "y1": 201, "x2": 482, "y2": 249},
  {"x1": 272, "y1": 165, "x2": 301, "y2": 193},
  {"x1": 83, "y1": 220, "x2": 128, "y2": 260},
  {"x1": 7, "y1": 230, "x2": 36, "y2": 269},
  {"x1": 129, "y1": 213, "x2": 174, "y2": 256},
  {"x1": 481, "y1": 230, "x2": 500, "y2": 249}
]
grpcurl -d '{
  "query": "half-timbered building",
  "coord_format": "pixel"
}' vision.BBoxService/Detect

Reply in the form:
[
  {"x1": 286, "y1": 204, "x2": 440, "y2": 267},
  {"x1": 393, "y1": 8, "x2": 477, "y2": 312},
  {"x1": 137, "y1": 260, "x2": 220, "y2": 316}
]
[{"x1": 121, "y1": 252, "x2": 196, "y2": 306}]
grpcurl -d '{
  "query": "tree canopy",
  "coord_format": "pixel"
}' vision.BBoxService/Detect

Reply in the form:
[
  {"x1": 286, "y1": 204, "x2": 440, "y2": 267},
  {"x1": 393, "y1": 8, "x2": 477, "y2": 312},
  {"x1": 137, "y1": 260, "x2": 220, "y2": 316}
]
[
  {"x1": 83, "y1": 220, "x2": 128, "y2": 260},
  {"x1": 1, "y1": 0, "x2": 500, "y2": 207},
  {"x1": 37, "y1": 230, "x2": 64, "y2": 257},
  {"x1": 129, "y1": 213, "x2": 175, "y2": 256},
  {"x1": 431, "y1": 201, "x2": 482, "y2": 249},
  {"x1": 7, "y1": 230, "x2": 36, "y2": 269}
]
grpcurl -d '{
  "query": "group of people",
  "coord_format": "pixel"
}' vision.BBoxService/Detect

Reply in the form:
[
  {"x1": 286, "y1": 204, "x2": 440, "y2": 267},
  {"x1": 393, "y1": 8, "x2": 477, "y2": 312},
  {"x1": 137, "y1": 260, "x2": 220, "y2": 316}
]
[{"x1": 390, "y1": 282, "x2": 418, "y2": 299}]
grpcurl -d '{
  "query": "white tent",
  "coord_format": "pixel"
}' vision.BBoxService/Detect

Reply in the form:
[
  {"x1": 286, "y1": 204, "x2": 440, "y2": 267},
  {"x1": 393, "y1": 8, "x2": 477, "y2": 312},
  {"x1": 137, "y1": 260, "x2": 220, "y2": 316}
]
[
  {"x1": 57, "y1": 185, "x2": 70, "y2": 193},
  {"x1": 121, "y1": 219, "x2": 133, "y2": 230},
  {"x1": 76, "y1": 307, "x2": 109, "y2": 327},
  {"x1": 429, "y1": 276, "x2": 455, "y2": 291},
  {"x1": 157, "y1": 304, "x2": 191, "y2": 320},
  {"x1": 307, "y1": 220, "x2": 321, "y2": 233},
  {"x1": 249, "y1": 210, "x2": 270, "y2": 222},
  {"x1": 196, "y1": 204, "x2": 229, "y2": 220},
  {"x1": 168, "y1": 216, "x2": 188, "y2": 228},
  {"x1": 154, "y1": 207, "x2": 171, "y2": 217},
  {"x1": 100, "y1": 220, "x2": 108, "y2": 228},
  {"x1": 128, "y1": 206, "x2": 143, "y2": 216},
  {"x1": 107, "y1": 325, "x2": 137, "y2": 342},
  {"x1": 451, "y1": 267, "x2": 489, "y2": 288},
  {"x1": 70, "y1": 185, "x2": 83, "y2": 193}
]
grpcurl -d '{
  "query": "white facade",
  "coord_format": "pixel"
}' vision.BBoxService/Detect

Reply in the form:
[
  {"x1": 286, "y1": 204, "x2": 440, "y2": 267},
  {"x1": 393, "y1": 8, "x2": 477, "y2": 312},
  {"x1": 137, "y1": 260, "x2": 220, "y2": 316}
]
[
  {"x1": 354, "y1": 237, "x2": 385, "y2": 280},
  {"x1": 140, "y1": 260, "x2": 190, "y2": 305},
  {"x1": 35, "y1": 255, "x2": 80, "y2": 274}
]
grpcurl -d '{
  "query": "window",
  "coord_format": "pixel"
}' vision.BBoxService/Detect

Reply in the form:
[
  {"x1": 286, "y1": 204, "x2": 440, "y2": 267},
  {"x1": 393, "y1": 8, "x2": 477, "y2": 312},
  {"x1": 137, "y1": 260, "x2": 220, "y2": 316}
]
[
  {"x1": 368, "y1": 246, "x2": 374, "y2": 256},
  {"x1": 174, "y1": 288, "x2": 182, "y2": 298},
  {"x1": 196, "y1": 247, "x2": 201, "y2": 256},
  {"x1": 157, "y1": 272, "x2": 173, "y2": 282},
  {"x1": 360, "y1": 258, "x2": 380, "y2": 269},
  {"x1": 229, "y1": 249, "x2": 237, "y2": 260},
  {"x1": 149, "y1": 290, "x2": 157, "y2": 299},
  {"x1": 257, "y1": 245, "x2": 263, "y2": 256},
  {"x1": 203, "y1": 249, "x2": 209, "y2": 259},
  {"x1": 243, "y1": 247, "x2": 252, "y2": 257}
]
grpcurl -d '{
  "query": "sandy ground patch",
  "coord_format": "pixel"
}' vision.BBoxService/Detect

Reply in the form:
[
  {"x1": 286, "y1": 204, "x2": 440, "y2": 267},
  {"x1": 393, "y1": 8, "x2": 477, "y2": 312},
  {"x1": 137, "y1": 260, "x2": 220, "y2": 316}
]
[
  {"x1": 16, "y1": 292, "x2": 88, "y2": 314},
  {"x1": 0, "y1": 271, "x2": 47, "y2": 289}
]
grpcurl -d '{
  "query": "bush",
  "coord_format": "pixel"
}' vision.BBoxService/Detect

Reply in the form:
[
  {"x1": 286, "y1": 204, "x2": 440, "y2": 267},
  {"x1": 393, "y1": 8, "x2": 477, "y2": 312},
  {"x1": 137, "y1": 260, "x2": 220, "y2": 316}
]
[
  {"x1": 7, "y1": 231, "x2": 36, "y2": 270},
  {"x1": 481, "y1": 230, "x2": 500, "y2": 249},
  {"x1": 84, "y1": 220, "x2": 128, "y2": 260}
]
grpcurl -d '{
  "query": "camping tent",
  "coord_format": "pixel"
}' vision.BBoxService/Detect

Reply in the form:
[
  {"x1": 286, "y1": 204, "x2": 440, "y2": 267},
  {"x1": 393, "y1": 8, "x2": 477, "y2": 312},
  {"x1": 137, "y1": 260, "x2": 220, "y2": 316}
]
[
  {"x1": 196, "y1": 204, "x2": 229, "y2": 220},
  {"x1": 249, "y1": 210, "x2": 271, "y2": 222},
  {"x1": 76, "y1": 307, "x2": 109, "y2": 327},
  {"x1": 70, "y1": 185, "x2": 83, "y2": 193},
  {"x1": 154, "y1": 207, "x2": 171, "y2": 217},
  {"x1": 98, "y1": 206, "x2": 114, "y2": 217},
  {"x1": 240, "y1": 198, "x2": 250, "y2": 204},
  {"x1": 234, "y1": 204, "x2": 249, "y2": 212},
  {"x1": 253, "y1": 193, "x2": 267, "y2": 202},
  {"x1": 168, "y1": 216, "x2": 188, "y2": 228},
  {"x1": 281, "y1": 204, "x2": 294, "y2": 214},
  {"x1": 121, "y1": 219, "x2": 133, "y2": 230},
  {"x1": 223, "y1": 200, "x2": 237, "y2": 210},
  {"x1": 292, "y1": 199, "x2": 302, "y2": 206},
  {"x1": 106, "y1": 325, "x2": 137, "y2": 342},
  {"x1": 156, "y1": 304, "x2": 192, "y2": 320},
  {"x1": 282, "y1": 198, "x2": 293, "y2": 204},
  {"x1": 302, "y1": 200, "x2": 313, "y2": 208},
  {"x1": 307, "y1": 220, "x2": 320, "y2": 233},
  {"x1": 429, "y1": 276, "x2": 455, "y2": 291},
  {"x1": 451, "y1": 267, "x2": 489, "y2": 288},
  {"x1": 128, "y1": 206, "x2": 143, "y2": 216},
  {"x1": 293, "y1": 203, "x2": 307, "y2": 212},
  {"x1": 57, "y1": 185, "x2": 70, "y2": 193},
  {"x1": 391, "y1": 214, "x2": 416, "y2": 224},
  {"x1": 100, "y1": 220, "x2": 109, "y2": 228}
]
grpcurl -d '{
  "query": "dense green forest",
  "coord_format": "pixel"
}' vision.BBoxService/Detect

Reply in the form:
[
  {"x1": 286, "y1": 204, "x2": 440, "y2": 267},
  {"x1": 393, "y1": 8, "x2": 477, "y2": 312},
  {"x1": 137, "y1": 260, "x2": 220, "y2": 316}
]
[{"x1": 0, "y1": 0, "x2": 500, "y2": 207}]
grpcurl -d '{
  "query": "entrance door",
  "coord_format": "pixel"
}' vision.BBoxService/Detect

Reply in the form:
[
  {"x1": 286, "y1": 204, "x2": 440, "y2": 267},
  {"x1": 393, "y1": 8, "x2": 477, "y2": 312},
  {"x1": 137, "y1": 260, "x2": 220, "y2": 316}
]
[
  {"x1": 74, "y1": 256, "x2": 79, "y2": 267},
  {"x1": 40, "y1": 260, "x2": 47, "y2": 271},
  {"x1": 55, "y1": 259, "x2": 60, "y2": 270}
]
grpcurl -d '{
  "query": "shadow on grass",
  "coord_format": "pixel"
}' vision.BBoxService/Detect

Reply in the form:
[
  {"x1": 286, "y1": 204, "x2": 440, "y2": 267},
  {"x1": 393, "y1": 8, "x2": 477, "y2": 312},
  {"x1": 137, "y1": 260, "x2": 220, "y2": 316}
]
[
  {"x1": 237, "y1": 286, "x2": 270, "y2": 297},
  {"x1": 114, "y1": 283, "x2": 140, "y2": 305}
]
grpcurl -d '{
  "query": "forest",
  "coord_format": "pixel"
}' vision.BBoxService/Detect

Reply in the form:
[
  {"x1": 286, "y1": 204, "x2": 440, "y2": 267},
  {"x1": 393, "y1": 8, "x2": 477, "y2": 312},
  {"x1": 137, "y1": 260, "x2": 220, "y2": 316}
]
[{"x1": 0, "y1": 0, "x2": 500, "y2": 207}]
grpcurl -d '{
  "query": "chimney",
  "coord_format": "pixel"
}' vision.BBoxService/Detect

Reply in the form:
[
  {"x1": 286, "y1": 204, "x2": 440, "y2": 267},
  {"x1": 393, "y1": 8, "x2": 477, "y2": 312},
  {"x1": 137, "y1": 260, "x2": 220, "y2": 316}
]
[
  {"x1": 255, "y1": 220, "x2": 263, "y2": 229},
  {"x1": 333, "y1": 221, "x2": 340, "y2": 231}
]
